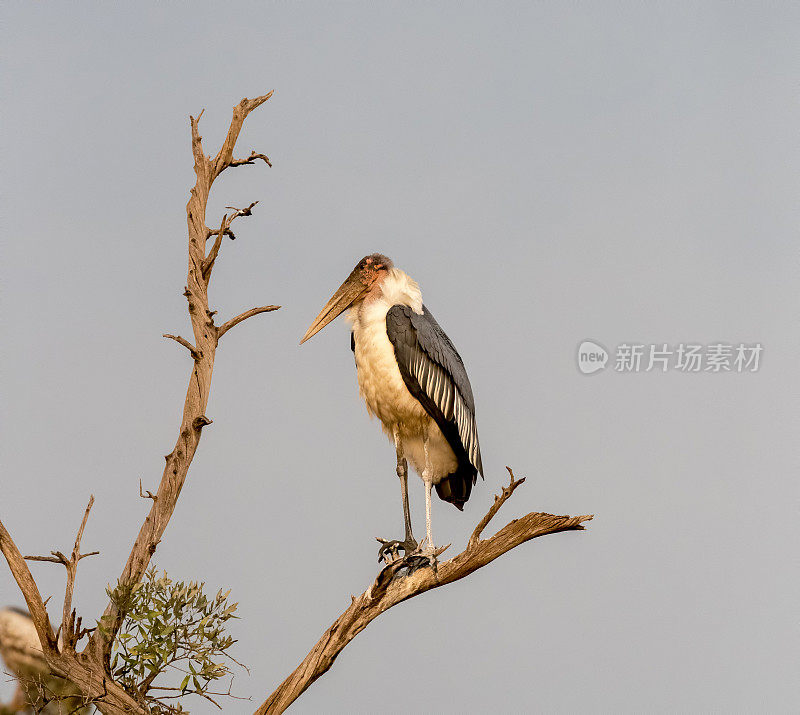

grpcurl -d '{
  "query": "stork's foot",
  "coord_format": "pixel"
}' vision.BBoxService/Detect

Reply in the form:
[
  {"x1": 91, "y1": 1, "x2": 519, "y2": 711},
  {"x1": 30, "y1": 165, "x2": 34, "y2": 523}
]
[
  {"x1": 418, "y1": 541, "x2": 440, "y2": 567},
  {"x1": 376, "y1": 536, "x2": 418, "y2": 564},
  {"x1": 395, "y1": 541, "x2": 443, "y2": 574}
]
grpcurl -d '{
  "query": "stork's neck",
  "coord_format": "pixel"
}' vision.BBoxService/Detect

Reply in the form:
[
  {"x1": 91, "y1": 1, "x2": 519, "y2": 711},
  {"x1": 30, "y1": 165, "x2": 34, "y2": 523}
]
[
  {"x1": 378, "y1": 268, "x2": 423, "y2": 313},
  {"x1": 349, "y1": 267, "x2": 423, "y2": 325}
]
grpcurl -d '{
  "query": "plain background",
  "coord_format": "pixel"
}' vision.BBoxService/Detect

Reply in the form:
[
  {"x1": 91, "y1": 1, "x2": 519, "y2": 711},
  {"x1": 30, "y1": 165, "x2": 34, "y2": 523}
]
[{"x1": 1, "y1": 2, "x2": 797, "y2": 713}]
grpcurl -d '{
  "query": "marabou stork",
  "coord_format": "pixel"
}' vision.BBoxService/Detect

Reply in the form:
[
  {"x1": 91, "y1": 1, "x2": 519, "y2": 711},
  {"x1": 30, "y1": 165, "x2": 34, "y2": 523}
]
[{"x1": 301, "y1": 254, "x2": 483, "y2": 563}]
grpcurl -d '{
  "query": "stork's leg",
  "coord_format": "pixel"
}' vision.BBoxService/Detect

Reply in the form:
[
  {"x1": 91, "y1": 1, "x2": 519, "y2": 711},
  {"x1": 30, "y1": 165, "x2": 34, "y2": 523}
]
[
  {"x1": 422, "y1": 433, "x2": 435, "y2": 554},
  {"x1": 421, "y1": 433, "x2": 436, "y2": 568},
  {"x1": 397, "y1": 433, "x2": 416, "y2": 550},
  {"x1": 377, "y1": 427, "x2": 419, "y2": 563}
]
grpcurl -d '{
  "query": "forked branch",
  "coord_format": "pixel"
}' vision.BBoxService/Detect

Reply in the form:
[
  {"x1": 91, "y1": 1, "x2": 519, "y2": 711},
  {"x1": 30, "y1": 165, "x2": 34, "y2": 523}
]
[
  {"x1": 201, "y1": 201, "x2": 260, "y2": 282},
  {"x1": 255, "y1": 470, "x2": 592, "y2": 714},
  {"x1": 468, "y1": 466, "x2": 525, "y2": 549},
  {"x1": 230, "y1": 150, "x2": 272, "y2": 168},
  {"x1": 21, "y1": 496, "x2": 99, "y2": 652},
  {"x1": 212, "y1": 93, "x2": 273, "y2": 180},
  {"x1": 85, "y1": 92, "x2": 278, "y2": 671}
]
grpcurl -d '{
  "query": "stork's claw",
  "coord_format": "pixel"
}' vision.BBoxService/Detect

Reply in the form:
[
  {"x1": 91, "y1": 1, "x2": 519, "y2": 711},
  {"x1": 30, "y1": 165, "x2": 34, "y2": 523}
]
[
  {"x1": 376, "y1": 536, "x2": 419, "y2": 564},
  {"x1": 404, "y1": 553, "x2": 434, "y2": 574},
  {"x1": 406, "y1": 540, "x2": 450, "y2": 572}
]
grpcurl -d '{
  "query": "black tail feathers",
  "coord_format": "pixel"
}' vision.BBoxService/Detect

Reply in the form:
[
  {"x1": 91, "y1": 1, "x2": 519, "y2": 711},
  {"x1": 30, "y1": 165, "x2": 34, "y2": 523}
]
[{"x1": 435, "y1": 461, "x2": 478, "y2": 511}]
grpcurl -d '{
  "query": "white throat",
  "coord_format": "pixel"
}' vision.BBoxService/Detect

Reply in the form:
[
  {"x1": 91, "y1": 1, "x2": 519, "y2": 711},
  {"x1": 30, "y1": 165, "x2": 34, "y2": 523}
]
[
  {"x1": 376, "y1": 268, "x2": 423, "y2": 314},
  {"x1": 347, "y1": 267, "x2": 423, "y2": 326}
]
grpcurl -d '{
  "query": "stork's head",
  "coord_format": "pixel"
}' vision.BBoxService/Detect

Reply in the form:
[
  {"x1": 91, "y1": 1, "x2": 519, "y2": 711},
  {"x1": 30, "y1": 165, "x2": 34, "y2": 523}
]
[{"x1": 300, "y1": 254, "x2": 393, "y2": 344}]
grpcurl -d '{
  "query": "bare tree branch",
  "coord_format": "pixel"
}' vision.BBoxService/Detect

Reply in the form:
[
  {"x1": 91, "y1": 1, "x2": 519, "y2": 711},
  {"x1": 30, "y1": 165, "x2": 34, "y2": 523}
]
[
  {"x1": 139, "y1": 479, "x2": 157, "y2": 501},
  {"x1": 83, "y1": 92, "x2": 276, "y2": 670},
  {"x1": 0, "y1": 520, "x2": 57, "y2": 652},
  {"x1": 224, "y1": 201, "x2": 259, "y2": 218},
  {"x1": 21, "y1": 496, "x2": 99, "y2": 653},
  {"x1": 468, "y1": 466, "x2": 525, "y2": 549},
  {"x1": 212, "y1": 93, "x2": 274, "y2": 181},
  {"x1": 1, "y1": 92, "x2": 277, "y2": 715},
  {"x1": 0, "y1": 519, "x2": 142, "y2": 714},
  {"x1": 162, "y1": 333, "x2": 202, "y2": 361},
  {"x1": 205, "y1": 225, "x2": 236, "y2": 240},
  {"x1": 63, "y1": 496, "x2": 96, "y2": 651},
  {"x1": 255, "y1": 471, "x2": 592, "y2": 714},
  {"x1": 229, "y1": 150, "x2": 272, "y2": 168},
  {"x1": 202, "y1": 215, "x2": 228, "y2": 282},
  {"x1": 217, "y1": 306, "x2": 281, "y2": 339},
  {"x1": 201, "y1": 202, "x2": 260, "y2": 283}
]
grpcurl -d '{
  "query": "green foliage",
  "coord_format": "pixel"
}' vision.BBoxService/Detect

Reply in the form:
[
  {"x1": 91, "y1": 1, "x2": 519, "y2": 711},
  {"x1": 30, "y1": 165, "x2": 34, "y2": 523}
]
[{"x1": 107, "y1": 567, "x2": 242, "y2": 713}]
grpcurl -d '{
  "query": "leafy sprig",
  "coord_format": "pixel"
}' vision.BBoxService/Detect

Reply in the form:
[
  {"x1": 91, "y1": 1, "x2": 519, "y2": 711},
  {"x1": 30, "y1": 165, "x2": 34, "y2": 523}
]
[{"x1": 107, "y1": 567, "x2": 243, "y2": 712}]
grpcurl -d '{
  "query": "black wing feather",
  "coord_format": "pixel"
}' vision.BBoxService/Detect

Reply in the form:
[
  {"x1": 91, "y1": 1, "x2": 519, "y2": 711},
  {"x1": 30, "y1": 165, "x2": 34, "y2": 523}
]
[{"x1": 386, "y1": 304, "x2": 483, "y2": 509}]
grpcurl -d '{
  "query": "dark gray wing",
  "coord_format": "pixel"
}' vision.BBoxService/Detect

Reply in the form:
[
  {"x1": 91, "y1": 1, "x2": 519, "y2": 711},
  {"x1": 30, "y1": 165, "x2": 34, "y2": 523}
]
[{"x1": 386, "y1": 304, "x2": 483, "y2": 481}]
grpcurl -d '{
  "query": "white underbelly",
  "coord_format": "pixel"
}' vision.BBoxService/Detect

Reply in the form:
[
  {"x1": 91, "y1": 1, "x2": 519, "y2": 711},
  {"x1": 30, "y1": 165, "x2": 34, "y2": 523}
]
[{"x1": 351, "y1": 311, "x2": 458, "y2": 483}]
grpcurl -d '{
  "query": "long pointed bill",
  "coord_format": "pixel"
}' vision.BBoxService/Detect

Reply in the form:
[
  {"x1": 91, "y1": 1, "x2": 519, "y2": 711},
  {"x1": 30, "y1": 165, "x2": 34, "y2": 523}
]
[{"x1": 300, "y1": 275, "x2": 365, "y2": 344}]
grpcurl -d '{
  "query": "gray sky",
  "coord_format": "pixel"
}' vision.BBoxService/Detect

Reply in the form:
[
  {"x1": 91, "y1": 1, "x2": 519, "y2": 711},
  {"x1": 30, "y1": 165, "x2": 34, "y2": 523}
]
[{"x1": 1, "y1": 2, "x2": 797, "y2": 712}]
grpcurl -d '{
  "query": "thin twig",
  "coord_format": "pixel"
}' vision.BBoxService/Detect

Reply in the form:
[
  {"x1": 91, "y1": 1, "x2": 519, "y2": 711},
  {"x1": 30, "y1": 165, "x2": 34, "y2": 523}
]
[
  {"x1": 202, "y1": 215, "x2": 228, "y2": 282},
  {"x1": 205, "y1": 226, "x2": 235, "y2": 240},
  {"x1": 25, "y1": 553, "x2": 68, "y2": 564},
  {"x1": 62, "y1": 496, "x2": 97, "y2": 650},
  {"x1": 229, "y1": 150, "x2": 272, "y2": 168},
  {"x1": 162, "y1": 334, "x2": 202, "y2": 361},
  {"x1": 468, "y1": 466, "x2": 526, "y2": 550},
  {"x1": 201, "y1": 201, "x2": 259, "y2": 283},
  {"x1": 217, "y1": 306, "x2": 280, "y2": 339},
  {"x1": 224, "y1": 201, "x2": 259, "y2": 220},
  {"x1": 138, "y1": 479, "x2": 157, "y2": 502}
]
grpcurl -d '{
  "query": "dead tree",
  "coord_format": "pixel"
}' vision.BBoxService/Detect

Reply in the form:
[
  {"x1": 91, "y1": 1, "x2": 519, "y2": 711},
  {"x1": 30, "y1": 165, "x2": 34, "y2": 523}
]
[
  {"x1": 0, "y1": 93, "x2": 278, "y2": 714},
  {"x1": 0, "y1": 93, "x2": 591, "y2": 715}
]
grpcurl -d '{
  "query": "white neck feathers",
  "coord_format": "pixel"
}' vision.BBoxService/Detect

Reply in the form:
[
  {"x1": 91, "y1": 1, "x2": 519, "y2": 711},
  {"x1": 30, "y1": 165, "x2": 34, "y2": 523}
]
[
  {"x1": 379, "y1": 268, "x2": 423, "y2": 314},
  {"x1": 348, "y1": 267, "x2": 423, "y2": 327}
]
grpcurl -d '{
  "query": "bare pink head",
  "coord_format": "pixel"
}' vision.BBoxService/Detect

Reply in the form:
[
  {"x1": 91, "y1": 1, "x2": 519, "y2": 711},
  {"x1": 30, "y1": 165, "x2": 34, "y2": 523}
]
[{"x1": 300, "y1": 254, "x2": 393, "y2": 344}]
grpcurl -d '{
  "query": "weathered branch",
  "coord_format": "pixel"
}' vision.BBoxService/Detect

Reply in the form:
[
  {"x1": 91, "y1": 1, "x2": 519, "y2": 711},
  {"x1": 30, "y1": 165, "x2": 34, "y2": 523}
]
[
  {"x1": 85, "y1": 92, "x2": 275, "y2": 668},
  {"x1": 22, "y1": 496, "x2": 98, "y2": 653},
  {"x1": 1, "y1": 92, "x2": 276, "y2": 715},
  {"x1": 0, "y1": 518, "x2": 141, "y2": 714},
  {"x1": 205, "y1": 225, "x2": 236, "y2": 240},
  {"x1": 162, "y1": 334, "x2": 202, "y2": 361},
  {"x1": 217, "y1": 306, "x2": 281, "y2": 339},
  {"x1": 230, "y1": 150, "x2": 272, "y2": 168},
  {"x1": 0, "y1": 519, "x2": 57, "y2": 652},
  {"x1": 225, "y1": 201, "x2": 259, "y2": 219},
  {"x1": 212, "y1": 93, "x2": 273, "y2": 181},
  {"x1": 468, "y1": 466, "x2": 525, "y2": 549},
  {"x1": 201, "y1": 215, "x2": 228, "y2": 282},
  {"x1": 255, "y1": 470, "x2": 592, "y2": 714},
  {"x1": 138, "y1": 478, "x2": 157, "y2": 501},
  {"x1": 63, "y1": 496, "x2": 95, "y2": 651},
  {"x1": 201, "y1": 202, "x2": 260, "y2": 283}
]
